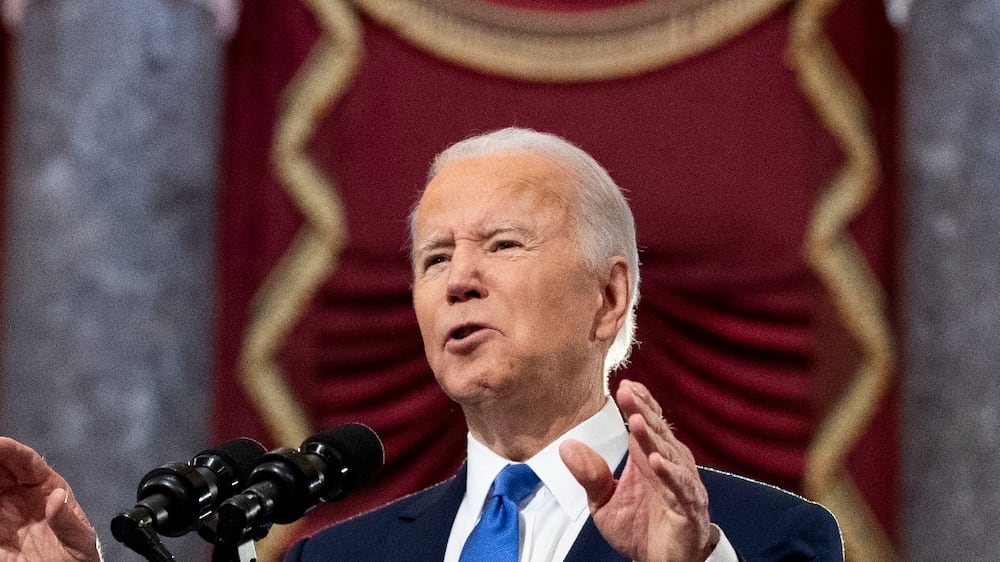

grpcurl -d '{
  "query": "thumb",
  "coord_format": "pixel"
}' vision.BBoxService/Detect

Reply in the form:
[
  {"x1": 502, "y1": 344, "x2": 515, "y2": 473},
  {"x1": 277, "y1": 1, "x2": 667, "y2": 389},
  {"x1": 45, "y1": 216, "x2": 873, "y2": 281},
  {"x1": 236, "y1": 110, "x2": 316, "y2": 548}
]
[{"x1": 559, "y1": 439, "x2": 615, "y2": 510}]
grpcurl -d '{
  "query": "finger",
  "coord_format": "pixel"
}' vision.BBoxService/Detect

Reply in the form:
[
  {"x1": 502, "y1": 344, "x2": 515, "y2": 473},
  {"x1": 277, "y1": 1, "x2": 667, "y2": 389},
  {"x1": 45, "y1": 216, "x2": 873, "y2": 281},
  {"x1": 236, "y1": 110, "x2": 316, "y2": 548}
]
[
  {"x1": 649, "y1": 453, "x2": 714, "y2": 558},
  {"x1": 636, "y1": 416, "x2": 697, "y2": 472},
  {"x1": 621, "y1": 381, "x2": 699, "y2": 467},
  {"x1": 559, "y1": 439, "x2": 616, "y2": 510},
  {"x1": 44, "y1": 488, "x2": 70, "y2": 522},
  {"x1": 45, "y1": 488, "x2": 100, "y2": 560},
  {"x1": 617, "y1": 381, "x2": 670, "y2": 447},
  {"x1": 649, "y1": 453, "x2": 709, "y2": 516},
  {"x1": 618, "y1": 383, "x2": 681, "y2": 463},
  {"x1": 0, "y1": 437, "x2": 52, "y2": 488},
  {"x1": 616, "y1": 379, "x2": 662, "y2": 419},
  {"x1": 623, "y1": 415, "x2": 683, "y2": 495}
]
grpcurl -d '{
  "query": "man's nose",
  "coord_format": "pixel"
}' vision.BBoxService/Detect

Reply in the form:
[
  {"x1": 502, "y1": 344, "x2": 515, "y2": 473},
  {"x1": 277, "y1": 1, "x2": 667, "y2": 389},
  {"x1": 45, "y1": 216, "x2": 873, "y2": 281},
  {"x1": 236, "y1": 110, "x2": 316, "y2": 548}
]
[{"x1": 446, "y1": 250, "x2": 487, "y2": 304}]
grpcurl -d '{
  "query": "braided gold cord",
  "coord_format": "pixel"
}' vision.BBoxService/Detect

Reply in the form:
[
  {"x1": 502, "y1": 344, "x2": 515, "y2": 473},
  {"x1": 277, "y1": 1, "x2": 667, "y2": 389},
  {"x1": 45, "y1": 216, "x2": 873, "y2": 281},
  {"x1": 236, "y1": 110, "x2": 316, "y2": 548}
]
[
  {"x1": 788, "y1": 0, "x2": 898, "y2": 559},
  {"x1": 238, "y1": 2, "x2": 362, "y2": 559},
  {"x1": 351, "y1": 0, "x2": 790, "y2": 81}
]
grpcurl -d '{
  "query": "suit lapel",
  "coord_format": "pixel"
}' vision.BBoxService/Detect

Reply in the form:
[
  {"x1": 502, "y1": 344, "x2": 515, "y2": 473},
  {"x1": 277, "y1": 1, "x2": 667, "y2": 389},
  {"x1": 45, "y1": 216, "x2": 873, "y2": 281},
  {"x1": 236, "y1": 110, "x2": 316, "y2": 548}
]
[
  {"x1": 392, "y1": 463, "x2": 467, "y2": 560},
  {"x1": 564, "y1": 517, "x2": 630, "y2": 561}
]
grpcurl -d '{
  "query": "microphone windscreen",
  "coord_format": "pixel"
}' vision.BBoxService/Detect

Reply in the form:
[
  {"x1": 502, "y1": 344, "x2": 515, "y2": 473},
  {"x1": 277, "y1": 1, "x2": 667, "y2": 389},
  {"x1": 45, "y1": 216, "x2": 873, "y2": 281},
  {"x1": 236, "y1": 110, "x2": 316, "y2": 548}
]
[
  {"x1": 196, "y1": 437, "x2": 268, "y2": 482},
  {"x1": 307, "y1": 423, "x2": 384, "y2": 491}
]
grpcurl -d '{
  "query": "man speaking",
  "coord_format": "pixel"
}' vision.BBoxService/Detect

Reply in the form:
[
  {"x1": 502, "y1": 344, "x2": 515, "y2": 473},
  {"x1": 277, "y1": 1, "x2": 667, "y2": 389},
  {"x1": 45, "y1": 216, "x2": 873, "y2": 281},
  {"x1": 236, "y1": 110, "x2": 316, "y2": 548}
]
[
  {"x1": 286, "y1": 127, "x2": 843, "y2": 561},
  {"x1": 0, "y1": 128, "x2": 842, "y2": 561}
]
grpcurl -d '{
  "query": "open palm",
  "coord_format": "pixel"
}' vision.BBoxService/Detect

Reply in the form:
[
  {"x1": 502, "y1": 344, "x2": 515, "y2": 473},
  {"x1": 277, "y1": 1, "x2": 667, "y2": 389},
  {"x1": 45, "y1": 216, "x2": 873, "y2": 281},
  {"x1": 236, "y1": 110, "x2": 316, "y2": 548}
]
[{"x1": 0, "y1": 437, "x2": 101, "y2": 562}]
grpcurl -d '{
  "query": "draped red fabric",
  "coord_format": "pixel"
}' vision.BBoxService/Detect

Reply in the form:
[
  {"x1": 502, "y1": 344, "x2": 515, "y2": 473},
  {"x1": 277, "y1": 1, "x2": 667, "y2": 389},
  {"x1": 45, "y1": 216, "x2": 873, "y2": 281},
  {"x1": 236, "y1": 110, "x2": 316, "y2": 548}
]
[{"x1": 215, "y1": 0, "x2": 899, "y2": 549}]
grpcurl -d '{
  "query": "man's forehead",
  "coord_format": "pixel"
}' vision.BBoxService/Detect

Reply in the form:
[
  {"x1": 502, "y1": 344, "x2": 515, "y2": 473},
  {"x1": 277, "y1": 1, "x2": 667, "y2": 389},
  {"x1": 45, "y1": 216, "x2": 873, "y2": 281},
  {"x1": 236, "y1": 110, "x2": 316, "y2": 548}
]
[
  {"x1": 410, "y1": 152, "x2": 577, "y2": 245},
  {"x1": 425, "y1": 151, "x2": 573, "y2": 198}
]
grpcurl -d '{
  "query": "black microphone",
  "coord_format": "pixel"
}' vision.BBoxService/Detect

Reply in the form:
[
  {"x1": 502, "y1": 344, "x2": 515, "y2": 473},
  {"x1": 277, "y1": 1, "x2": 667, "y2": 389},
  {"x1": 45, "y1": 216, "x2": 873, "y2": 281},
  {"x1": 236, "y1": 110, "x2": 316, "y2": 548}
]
[
  {"x1": 111, "y1": 437, "x2": 267, "y2": 549},
  {"x1": 214, "y1": 423, "x2": 384, "y2": 545}
]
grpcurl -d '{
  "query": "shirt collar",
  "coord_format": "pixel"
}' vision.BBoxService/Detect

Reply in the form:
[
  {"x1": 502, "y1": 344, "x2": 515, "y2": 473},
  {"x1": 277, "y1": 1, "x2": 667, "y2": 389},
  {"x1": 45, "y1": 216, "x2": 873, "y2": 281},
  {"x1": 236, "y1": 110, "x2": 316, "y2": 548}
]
[{"x1": 465, "y1": 397, "x2": 629, "y2": 521}]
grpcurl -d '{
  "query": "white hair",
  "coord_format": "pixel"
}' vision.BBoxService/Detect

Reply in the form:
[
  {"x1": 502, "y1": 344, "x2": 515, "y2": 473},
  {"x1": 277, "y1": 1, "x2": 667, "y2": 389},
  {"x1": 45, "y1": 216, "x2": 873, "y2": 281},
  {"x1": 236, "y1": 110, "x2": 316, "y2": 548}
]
[{"x1": 411, "y1": 127, "x2": 641, "y2": 376}]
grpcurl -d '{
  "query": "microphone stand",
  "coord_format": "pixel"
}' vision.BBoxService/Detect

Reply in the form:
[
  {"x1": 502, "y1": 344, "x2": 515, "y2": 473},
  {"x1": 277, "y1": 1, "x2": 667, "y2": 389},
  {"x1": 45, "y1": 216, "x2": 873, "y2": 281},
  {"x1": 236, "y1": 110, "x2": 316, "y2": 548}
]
[{"x1": 210, "y1": 539, "x2": 258, "y2": 562}]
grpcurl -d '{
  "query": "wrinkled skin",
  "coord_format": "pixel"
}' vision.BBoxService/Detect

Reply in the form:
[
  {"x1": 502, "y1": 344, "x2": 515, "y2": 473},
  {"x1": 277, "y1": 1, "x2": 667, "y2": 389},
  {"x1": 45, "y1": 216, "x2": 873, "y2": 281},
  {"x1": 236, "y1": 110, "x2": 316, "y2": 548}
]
[
  {"x1": 0, "y1": 437, "x2": 101, "y2": 562},
  {"x1": 561, "y1": 380, "x2": 716, "y2": 562}
]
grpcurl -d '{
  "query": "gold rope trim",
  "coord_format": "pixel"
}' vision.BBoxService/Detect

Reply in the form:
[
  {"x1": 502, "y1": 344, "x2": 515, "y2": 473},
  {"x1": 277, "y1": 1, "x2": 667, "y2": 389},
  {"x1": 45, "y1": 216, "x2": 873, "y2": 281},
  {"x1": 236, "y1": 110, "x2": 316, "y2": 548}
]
[
  {"x1": 788, "y1": 0, "x2": 897, "y2": 560},
  {"x1": 350, "y1": 0, "x2": 791, "y2": 82},
  {"x1": 237, "y1": 1, "x2": 362, "y2": 560}
]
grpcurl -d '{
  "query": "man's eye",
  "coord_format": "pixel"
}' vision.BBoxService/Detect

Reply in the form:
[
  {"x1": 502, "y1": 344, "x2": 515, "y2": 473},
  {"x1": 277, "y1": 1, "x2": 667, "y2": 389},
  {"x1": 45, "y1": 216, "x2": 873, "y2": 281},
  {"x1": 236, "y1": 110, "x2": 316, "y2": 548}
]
[
  {"x1": 493, "y1": 240, "x2": 521, "y2": 251},
  {"x1": 423, "y1": 254, "x2": 448, "y2": 270}
]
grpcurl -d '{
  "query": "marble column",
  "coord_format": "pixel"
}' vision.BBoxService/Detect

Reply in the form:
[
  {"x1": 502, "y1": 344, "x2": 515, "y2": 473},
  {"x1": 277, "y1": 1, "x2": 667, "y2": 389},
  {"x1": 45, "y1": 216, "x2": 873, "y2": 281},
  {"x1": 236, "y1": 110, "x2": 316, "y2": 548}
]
[
  {"x1": 901, "y1": 1, "x2": 1000, "y2": 560},
  {"x1": 1, "y1": 1, "x2": 224, "y2": 560}
]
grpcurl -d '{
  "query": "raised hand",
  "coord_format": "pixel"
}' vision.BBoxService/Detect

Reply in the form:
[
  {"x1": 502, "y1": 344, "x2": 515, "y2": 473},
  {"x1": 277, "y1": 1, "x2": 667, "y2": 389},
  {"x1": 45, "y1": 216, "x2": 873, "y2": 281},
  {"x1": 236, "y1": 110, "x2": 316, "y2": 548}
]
[
  {"x1": 0, "y1": 437, "x2": 102, "y2": 562},
  {"x1": 560, "y1": 379, "x2": 716, "y2": 562}
]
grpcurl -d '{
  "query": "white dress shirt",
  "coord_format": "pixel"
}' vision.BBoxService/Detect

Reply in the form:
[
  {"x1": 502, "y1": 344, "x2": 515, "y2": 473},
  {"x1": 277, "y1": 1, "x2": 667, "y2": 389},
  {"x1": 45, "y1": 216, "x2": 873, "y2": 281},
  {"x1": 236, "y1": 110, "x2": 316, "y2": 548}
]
[{"x1": 443, "y1": 398, "x2": 738, "y2": 561}]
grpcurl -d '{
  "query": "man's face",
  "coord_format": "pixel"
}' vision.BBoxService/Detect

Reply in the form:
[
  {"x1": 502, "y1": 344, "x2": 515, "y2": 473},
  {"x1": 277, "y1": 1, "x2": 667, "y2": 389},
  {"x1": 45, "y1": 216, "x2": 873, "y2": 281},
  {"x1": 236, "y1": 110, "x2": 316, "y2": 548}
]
[{"x1": 411, "y1": 151, "x2": 608, "y2": 409}]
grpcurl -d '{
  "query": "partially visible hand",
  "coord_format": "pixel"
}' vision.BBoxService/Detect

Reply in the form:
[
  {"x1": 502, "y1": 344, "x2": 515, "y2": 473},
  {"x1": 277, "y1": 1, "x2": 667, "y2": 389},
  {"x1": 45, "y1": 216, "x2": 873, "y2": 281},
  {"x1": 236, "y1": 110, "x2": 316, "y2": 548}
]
[
  {"x1": 0, "y1": 437, "x2": 101, "y2": 562},
  {"x1": 560, "y1": 379, "x2": 715, "y2": 562}
]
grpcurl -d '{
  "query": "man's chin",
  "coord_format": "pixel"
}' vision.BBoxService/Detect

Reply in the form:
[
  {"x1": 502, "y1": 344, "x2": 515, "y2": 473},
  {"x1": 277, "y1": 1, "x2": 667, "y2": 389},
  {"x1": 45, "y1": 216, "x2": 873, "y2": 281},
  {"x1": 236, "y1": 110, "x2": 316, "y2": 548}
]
[{"x1": 436, "y1": 373, "x2": 508, "y2": 407}]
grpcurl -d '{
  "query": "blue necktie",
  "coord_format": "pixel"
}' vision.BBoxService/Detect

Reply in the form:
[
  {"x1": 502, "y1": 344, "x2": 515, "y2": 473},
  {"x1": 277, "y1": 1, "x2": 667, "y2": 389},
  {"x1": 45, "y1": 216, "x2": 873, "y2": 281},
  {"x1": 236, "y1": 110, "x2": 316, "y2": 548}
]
[{"x1": 459, "y1": 463, "x2": 541, "y2": 562}]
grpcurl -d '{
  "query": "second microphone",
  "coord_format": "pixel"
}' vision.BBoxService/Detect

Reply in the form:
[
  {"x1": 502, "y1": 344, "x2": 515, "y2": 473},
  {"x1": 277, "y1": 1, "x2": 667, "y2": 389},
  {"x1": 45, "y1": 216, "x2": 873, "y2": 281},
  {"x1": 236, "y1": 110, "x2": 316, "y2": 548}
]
[{"x1": 213, "y1": 423, "x2": 384, "y2": 546}]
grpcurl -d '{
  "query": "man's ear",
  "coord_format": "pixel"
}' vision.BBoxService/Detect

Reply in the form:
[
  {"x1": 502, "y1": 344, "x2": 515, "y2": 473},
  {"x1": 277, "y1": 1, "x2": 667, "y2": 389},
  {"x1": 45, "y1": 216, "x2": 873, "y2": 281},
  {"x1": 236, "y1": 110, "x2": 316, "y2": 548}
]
[{"x1": 593, "y1": 257, "x2": 630, "y2": 342}]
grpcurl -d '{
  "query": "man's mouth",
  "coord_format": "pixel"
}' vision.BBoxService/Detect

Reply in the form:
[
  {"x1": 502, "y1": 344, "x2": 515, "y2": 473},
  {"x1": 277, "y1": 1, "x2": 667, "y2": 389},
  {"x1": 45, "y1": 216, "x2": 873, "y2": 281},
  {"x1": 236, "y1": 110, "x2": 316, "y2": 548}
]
[{"x1": 448, "y1": 324, "x2": 485, "y2": 341}]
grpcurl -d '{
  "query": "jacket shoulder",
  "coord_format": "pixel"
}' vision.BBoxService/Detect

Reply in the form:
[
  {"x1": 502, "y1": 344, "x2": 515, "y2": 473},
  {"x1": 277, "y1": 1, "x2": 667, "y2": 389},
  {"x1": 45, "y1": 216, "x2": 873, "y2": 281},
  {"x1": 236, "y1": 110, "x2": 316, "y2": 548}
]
[
  {"x1": 699, "y1": 467, "x2": 844, "y2": 561},
  {"x1": 285, "y1": 476, "x2": 462, "y2": 562}
]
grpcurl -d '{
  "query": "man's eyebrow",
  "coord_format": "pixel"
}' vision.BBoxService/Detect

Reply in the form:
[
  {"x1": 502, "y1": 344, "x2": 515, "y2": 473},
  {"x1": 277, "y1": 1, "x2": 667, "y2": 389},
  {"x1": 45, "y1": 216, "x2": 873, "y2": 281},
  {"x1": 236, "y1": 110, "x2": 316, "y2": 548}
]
[
  {"x1": 413, "y1": 222, "x2": 533, "y2": 256},
  {"x1": 413, "y1": 236, "x2": 453, "y2": 257}
]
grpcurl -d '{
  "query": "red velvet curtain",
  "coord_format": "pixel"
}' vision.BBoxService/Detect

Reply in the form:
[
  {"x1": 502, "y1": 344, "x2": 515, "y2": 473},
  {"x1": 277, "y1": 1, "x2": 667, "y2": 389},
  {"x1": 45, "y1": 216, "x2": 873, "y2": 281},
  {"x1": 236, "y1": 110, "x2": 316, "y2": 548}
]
[{"x1": 216, "y1": 0, "x2": 899, "y2": 554}]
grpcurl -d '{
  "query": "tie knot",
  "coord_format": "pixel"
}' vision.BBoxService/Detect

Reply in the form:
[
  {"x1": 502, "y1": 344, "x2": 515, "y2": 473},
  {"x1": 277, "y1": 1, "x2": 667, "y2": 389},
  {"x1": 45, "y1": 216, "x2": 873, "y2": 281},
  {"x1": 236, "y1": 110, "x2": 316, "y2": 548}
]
[{"x1": 491, "y1": 464, "x2": 540, "y2": 504}]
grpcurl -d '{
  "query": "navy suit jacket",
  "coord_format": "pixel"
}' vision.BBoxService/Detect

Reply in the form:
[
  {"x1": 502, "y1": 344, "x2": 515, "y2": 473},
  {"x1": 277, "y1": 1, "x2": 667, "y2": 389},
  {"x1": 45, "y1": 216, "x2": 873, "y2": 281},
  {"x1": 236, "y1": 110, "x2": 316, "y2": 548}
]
[{"x1": 286, "y1": 462, "x2": 843, "y2": 561}]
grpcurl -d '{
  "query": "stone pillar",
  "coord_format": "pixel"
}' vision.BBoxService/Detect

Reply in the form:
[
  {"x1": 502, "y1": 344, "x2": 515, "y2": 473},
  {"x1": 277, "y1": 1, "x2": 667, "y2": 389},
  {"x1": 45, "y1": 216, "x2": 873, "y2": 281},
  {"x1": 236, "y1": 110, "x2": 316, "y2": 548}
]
[
  {"x1": 901, "y1": 1, "x2": 1000, "y2": 560},
  {"x1": 1, "y1": 1, "x2": 224, "y2": 560}
]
